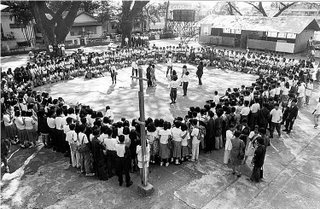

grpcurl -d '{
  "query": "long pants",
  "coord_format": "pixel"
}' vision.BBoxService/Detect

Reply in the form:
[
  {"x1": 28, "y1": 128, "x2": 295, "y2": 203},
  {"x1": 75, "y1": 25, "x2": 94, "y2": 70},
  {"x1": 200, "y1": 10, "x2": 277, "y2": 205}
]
[
  {"x1": 192, "y1": 143, "x2": 200, "y2": 160},
  {"x1": 183, "y1": 82, "x2": 188, "y2": 96},
  {"x1": 250, "y1": 166, "x2": 262, "y2": 182},
  {"x1": 70, "y1": 148, "x2": 81, "y2": 168},
  {"x1": 115, "y1": 157, "x2": 131, "y2": 185},
  {"x1": 270, "y1": 122, "x2": 281, "y2": 137},
  {"x1": 170, "y1": 88, "x2": 177, "y2": 102},
  {"x1": 315, "y1": 114, "x2": 320, "y2": 126},
  {"x1": 107, "y1": 150, "x2": 116, "y2": 177},
  {"x1": 306, "y1": 95, "x2": 310, "y2": 105},
  {"x1": 197, "y1": 75, "x2": 202, "y2": 85},
  {"x1": 285, "y1": 119, "x2": 295, "y2": 132},
  {"x1": 297, "y1": 97, "x2": 304, "y2": 108},
  {"x1": 215, "y1": 135, "x2": 223, "y2": 149},
  {"x1": 132, "y1": 68, "x2": 138, "y2": 77},
  {"x1": 80, "y1": 152, "x2": 91, "y2": 174}
]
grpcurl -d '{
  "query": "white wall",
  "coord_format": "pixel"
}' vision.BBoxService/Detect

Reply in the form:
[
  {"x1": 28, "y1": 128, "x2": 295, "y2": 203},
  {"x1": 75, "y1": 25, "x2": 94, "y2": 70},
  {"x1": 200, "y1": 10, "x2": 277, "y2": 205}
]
[{"x1": 74, "y1": 13, "x2": 97, "y2": 23}]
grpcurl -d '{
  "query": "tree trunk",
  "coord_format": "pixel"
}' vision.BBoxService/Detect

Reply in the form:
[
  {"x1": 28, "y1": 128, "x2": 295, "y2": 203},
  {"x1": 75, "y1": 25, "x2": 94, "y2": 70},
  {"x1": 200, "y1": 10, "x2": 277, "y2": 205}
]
[{"x1": 121, "y1": 18, "x2": 133, "y2": 47}]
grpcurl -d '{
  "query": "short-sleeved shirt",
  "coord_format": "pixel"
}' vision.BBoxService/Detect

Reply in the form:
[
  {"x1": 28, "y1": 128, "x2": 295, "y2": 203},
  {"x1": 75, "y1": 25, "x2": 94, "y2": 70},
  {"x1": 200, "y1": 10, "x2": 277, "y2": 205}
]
[
  {"x1": 159, "y1": 129, "x2": 171, "y2": 144},
  {"x1": 191, "y1": 127, "x2": 200, "y2": 145},
  {"x1": 270, "y1": 109, "x2": 283, "y2": 123},
  {"x1": 78, "y1": 132, "x2": 89, "y2": 144}
]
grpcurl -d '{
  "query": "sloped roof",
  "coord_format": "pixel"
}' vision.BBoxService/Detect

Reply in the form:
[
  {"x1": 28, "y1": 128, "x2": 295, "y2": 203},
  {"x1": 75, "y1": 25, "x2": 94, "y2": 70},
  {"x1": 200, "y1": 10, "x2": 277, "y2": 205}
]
[{"x1": 198, "y1": 15, "x2": 320, "y2": 34}]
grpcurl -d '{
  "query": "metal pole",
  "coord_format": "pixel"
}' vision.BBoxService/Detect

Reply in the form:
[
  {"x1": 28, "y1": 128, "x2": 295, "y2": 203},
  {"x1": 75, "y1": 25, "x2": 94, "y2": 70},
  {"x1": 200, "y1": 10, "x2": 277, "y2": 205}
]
[{"x1": 138, "y1": 67, "x2": 147, "y2": 187}]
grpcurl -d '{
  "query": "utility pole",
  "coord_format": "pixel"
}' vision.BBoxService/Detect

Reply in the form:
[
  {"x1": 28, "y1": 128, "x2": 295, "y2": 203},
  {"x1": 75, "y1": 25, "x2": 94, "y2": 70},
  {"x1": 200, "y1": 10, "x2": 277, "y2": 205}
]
[{"x1": 132, "y1": 66, "x2": 154, "y2": 196}]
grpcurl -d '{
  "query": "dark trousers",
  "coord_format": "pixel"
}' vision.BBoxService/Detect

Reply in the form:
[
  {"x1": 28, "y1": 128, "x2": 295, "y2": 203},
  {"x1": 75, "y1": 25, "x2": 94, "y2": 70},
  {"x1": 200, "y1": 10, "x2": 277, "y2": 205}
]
[
  {"x1": 197, "y1": 75, "x2": 202, "y2": 85},
  {"x1": 170, "y1": 88, "x2": 177, "y2": 102},
  {"x1": 270, "y1": 122, "x2": 281, "y2": 137},
  {"x1": 106, "y1": 150, "x2": 116, "y2": 177},
  {"x1": 183, "y1": 82, "x2": 188, "y2": 96},
  {"x1": 285, "y1": 119, "x2": 295, "y2": 132},
  {"x1": 115, "y1": 157, "x2": 131, "y2": 185},
  {"x1": 166, "y1": 66, "x2": 172, "y2": 77},
  {"x1": 250, "y1": 166, "x2": 262, "y2": 182},
  {"x1": 132, "y1": 68, "x2": 138, "y2": 78}
]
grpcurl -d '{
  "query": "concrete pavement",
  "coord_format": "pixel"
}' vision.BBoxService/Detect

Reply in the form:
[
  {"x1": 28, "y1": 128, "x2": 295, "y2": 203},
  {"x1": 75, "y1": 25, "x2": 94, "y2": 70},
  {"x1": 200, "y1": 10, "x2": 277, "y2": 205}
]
[{"x1": 1, "y1": 55, "x2": 320, "y2": 209}]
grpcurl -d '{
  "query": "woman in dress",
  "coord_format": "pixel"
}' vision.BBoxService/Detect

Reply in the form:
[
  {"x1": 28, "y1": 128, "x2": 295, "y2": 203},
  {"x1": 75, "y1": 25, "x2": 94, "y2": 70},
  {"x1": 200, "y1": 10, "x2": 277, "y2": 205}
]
[
  {"x1": 158, "y1": 121, "x2": 171, "y2": 166},
  {"x1": 230, "y1": 130, "x2": 245, "y2": 177}
]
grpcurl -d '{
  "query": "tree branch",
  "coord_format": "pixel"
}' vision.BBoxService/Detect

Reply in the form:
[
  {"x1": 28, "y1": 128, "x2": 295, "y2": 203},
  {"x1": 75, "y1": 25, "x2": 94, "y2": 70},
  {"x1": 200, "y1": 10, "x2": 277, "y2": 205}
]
[
  {"x1": 228, "y1": 2, "x2": 242, "y2": 16},
  {"x1": 273, "y1": 2, "x2": 296, "y2": 17},
  {"x1": 247, "y1": 2, "x2": 267, "y2": 16}
]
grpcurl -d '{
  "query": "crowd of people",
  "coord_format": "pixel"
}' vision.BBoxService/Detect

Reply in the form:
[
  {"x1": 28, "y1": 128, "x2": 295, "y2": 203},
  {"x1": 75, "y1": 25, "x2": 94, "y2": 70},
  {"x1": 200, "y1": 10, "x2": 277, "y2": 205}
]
[{"x1": 1, "y1": 44, "x2": 319, "y2": 186}]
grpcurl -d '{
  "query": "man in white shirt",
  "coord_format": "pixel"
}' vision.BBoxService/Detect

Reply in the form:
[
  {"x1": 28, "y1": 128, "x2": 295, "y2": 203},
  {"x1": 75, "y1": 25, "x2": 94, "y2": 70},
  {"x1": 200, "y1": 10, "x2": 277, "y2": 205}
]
[
  {"x1": 181, "y1": 65, "x2": 189, "y2": 96},
  {"x1": 213, "y1": 91, "x2": 220, "y2": 105},
  {"x1": 131, "y1": 60, "x2": 138, "y2": 78},
  {"x1": 115, "y1": 135, "x2": 132, "y2": 187},
  {"x1": 190, "y1": 119, "x2": 200, "y2": 161},
  {"x1": 297, "y1": 82, "x2": 305, "y2": 108},
  {"x1": 312, "y1": 97, "x2": 320, "y2": 128},
  {"x1": 270, "y1": 103, "x2": 283, "y2": 138},
  {"x1": 305, "y1": 79, "x2": 313, "y2": 105},
  {"x1": 105, "y1": 106, "x2": 114, "y2": 122},
  {"x1": 169, "y1": 76, "x2": 179, "y2": 104}
]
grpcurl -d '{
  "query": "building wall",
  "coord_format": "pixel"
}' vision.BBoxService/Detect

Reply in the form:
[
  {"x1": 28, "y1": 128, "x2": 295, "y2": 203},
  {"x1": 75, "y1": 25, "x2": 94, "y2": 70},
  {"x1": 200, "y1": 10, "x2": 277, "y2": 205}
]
[
  {"x1": 1, "y1": 12, "x2": 35, "y2": 51},
  {"x1": 65, "y1": 25, "x2": 102, "y2": 45},
  {"x1": 295, "y1": 29, "x2": 314, "y2": 53}
]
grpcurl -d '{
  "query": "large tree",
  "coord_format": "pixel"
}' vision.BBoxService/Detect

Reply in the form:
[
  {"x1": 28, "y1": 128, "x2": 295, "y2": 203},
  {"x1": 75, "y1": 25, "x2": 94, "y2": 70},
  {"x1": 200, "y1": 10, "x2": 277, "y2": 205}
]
[
  {"x1": 121, "y1": 0, "x2": 149, "y2": 47},
  {"x1": 247, "y1": 1, "x2": 297, "y2": 17},
  {"x1": 29, "y1": 1, "x2": 81, "y2": 47}
]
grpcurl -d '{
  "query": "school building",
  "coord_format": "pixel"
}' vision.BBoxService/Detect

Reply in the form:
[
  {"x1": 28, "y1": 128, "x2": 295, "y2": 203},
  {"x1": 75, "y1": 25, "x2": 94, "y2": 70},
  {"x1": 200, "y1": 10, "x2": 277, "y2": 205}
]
[{"x1": 198, "y1": 15, "x2": 320, "y2": 53}]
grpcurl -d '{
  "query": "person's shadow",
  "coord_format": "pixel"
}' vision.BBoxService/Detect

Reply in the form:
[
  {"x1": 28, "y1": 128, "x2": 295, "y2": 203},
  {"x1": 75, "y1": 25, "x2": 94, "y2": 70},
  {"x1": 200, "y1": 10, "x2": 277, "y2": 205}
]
[{"x1": 107, "y1": 84, "x2": 115, "y2": 94}]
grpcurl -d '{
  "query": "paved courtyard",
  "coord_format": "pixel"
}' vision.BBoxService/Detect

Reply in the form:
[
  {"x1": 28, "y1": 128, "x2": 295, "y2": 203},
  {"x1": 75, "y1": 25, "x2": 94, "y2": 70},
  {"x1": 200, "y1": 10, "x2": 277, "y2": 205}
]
[{"x1": 1, "y1": 44, "x2": 320, "y2": 209}]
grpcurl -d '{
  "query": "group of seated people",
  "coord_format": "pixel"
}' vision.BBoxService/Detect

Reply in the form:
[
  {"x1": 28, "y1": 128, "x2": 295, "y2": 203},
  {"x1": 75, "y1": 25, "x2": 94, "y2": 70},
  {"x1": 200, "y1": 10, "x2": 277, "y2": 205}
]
[{"x1": 1, "y1": 45, "x2": 317, "y2": 185}]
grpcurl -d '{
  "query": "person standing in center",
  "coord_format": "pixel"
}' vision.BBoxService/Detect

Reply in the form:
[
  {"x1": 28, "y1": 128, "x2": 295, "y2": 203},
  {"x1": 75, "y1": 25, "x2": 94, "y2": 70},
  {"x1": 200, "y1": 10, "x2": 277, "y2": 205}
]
[
  {"x1": 196, "y1": 61, "x2": 204, "y2": 85},
  {"x1": 249, "y1": 136, "x2": 266, "y2": 183},
  {"x1": 168, "y1": 71, "x2": 179, "y2": 104},
  {"x1": 181, "y1": 65, "x2": 189, "y2": 96},
  {"x1": 269, "y1": 103, "x2": 283, "y2": 138}
]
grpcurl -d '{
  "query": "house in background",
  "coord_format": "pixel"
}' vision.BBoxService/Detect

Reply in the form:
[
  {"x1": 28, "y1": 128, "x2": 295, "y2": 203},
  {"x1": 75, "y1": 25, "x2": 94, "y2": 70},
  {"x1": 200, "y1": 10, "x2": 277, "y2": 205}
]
[
  {"x1": 198, "y1": 15, "x2": 320, "y2": 53},
  {"x1": 1, "y1": 5, "x2": 36, "y2": 52},
  {"x1": 65, "y1": 11, "x2": 103, "y2": 46}
]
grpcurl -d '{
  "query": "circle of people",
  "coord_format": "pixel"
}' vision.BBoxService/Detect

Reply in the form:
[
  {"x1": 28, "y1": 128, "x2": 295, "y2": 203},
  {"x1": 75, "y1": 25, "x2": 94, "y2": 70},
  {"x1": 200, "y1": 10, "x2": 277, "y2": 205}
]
[{"x1": 2, "y1": 45, "x2": 320, "y2": 186}]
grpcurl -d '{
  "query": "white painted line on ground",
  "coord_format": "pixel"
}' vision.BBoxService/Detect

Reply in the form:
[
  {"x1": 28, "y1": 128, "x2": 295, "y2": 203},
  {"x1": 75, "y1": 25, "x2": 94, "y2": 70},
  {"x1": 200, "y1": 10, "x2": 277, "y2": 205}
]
[{"x1": 8, "y1": 148, "x2": 20, "y2": 161}]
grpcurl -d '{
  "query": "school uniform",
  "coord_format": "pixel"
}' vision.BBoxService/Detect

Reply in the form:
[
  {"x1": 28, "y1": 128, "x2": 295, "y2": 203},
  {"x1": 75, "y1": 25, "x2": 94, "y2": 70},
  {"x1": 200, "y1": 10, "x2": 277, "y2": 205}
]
[{"x1": 115, "y1": 143, "x2": 131, "y2": 186}]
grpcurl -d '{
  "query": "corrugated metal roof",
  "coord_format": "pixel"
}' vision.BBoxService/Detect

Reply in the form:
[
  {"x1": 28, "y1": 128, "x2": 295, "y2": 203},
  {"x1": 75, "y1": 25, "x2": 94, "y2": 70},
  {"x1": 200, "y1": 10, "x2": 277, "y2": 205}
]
[{"x1": 198, "y1": 15, "x2": 320, "y2": 34}]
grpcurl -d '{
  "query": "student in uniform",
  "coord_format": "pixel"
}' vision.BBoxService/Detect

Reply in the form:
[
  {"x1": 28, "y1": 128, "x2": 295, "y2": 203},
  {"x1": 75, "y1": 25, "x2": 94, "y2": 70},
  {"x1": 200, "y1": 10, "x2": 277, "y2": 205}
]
[{"x1": 115, "y1": 135, "x2": 133, "y2": 187}]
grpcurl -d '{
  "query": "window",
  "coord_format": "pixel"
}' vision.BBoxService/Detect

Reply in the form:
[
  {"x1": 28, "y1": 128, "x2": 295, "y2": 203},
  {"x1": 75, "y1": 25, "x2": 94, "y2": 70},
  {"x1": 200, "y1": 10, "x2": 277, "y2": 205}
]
[
  {"x1": 211, "y1": 28, "x2": 222, "y2": 36},
  {"x1": 85, "y1": 26, "x2": 97, "y2": 34},
  {"x1": 267, "y1": 31, "x2": 277, "y2": 37},
  {"x1": 278, "y1": 32, "x2": 286, "y2": 38},
  {"x1": 223, "y1": 28, "x2": 231, "y2": 33},
  {"x1": 286, "y1": 33, "x2": 296, "y2": 39}
]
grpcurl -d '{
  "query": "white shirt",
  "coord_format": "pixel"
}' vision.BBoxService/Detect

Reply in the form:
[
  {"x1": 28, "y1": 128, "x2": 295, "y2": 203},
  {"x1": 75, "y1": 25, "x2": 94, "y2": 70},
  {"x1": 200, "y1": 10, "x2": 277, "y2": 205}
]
[
  {"x1": 181, "y1": 130, "x2": 189, "y2": 146},
  {"x1": 225, "y1": 130, "x2": 233, "y2": 151},
  {"x1": 105, "y1": 110, "x2": 114, "y2": 120},
  {"x1": 240, "y1": 106, "x2": 250, "y2": 116},
  {"x1": 171, "y1": 127, "x2": 182, "y2": 142},
  {"x1": 305, "y1": 83, "x2": 313, "y2": 96},
  {"x1": 297, "y1": 85, "x2": 305, "y2": 98},
  {"x1": 55, "y1": 116, "x2": 65, "y2": 130},
  {"x1": 78, "y1": 132, "x2": 89, "y2": 144},
  {"x1": 136, "y1": 145, "x2": 150, "y2": 162},
  {"x1": 66, "y1": 130, "x2": 78, "y2": 144},
  {"x1": 191, "y1": 127, "x2": 200, "y2": 145},
  {"x1": 47, "y1": 117, "x2": 56, "y2": 129},
  {"x1": 270, "y1": 108, "x2": 283, "y2": 123},
  {"x1": 159, "y1": 129, "x2": 171, "y2": 144},
  {"x1": 104, "y1": 137, "x2": 117, "y2": 151},
  {"x1": 24, "y1": 117, "x2": 35, "y2": 130},
  {"x1": 3, "y1": 114, "x2": 13, "y2": 126},
  {"x1": 250, "y1": 103, "x2": 260, "y2": 114},
  {"x1": 115, "y1": 143, "x2": 126, "y2": 157}
]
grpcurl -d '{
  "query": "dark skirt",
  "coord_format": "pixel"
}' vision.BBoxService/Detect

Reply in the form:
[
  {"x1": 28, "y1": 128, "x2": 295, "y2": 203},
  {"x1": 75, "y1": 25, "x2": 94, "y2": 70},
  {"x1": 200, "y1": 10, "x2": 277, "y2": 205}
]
[
  {"x1": 159, "y1": 143, "x2": 170, "y2": 159},
  {"x1": 172, "y1": 141, "x2": 181, "y2": 158}
]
